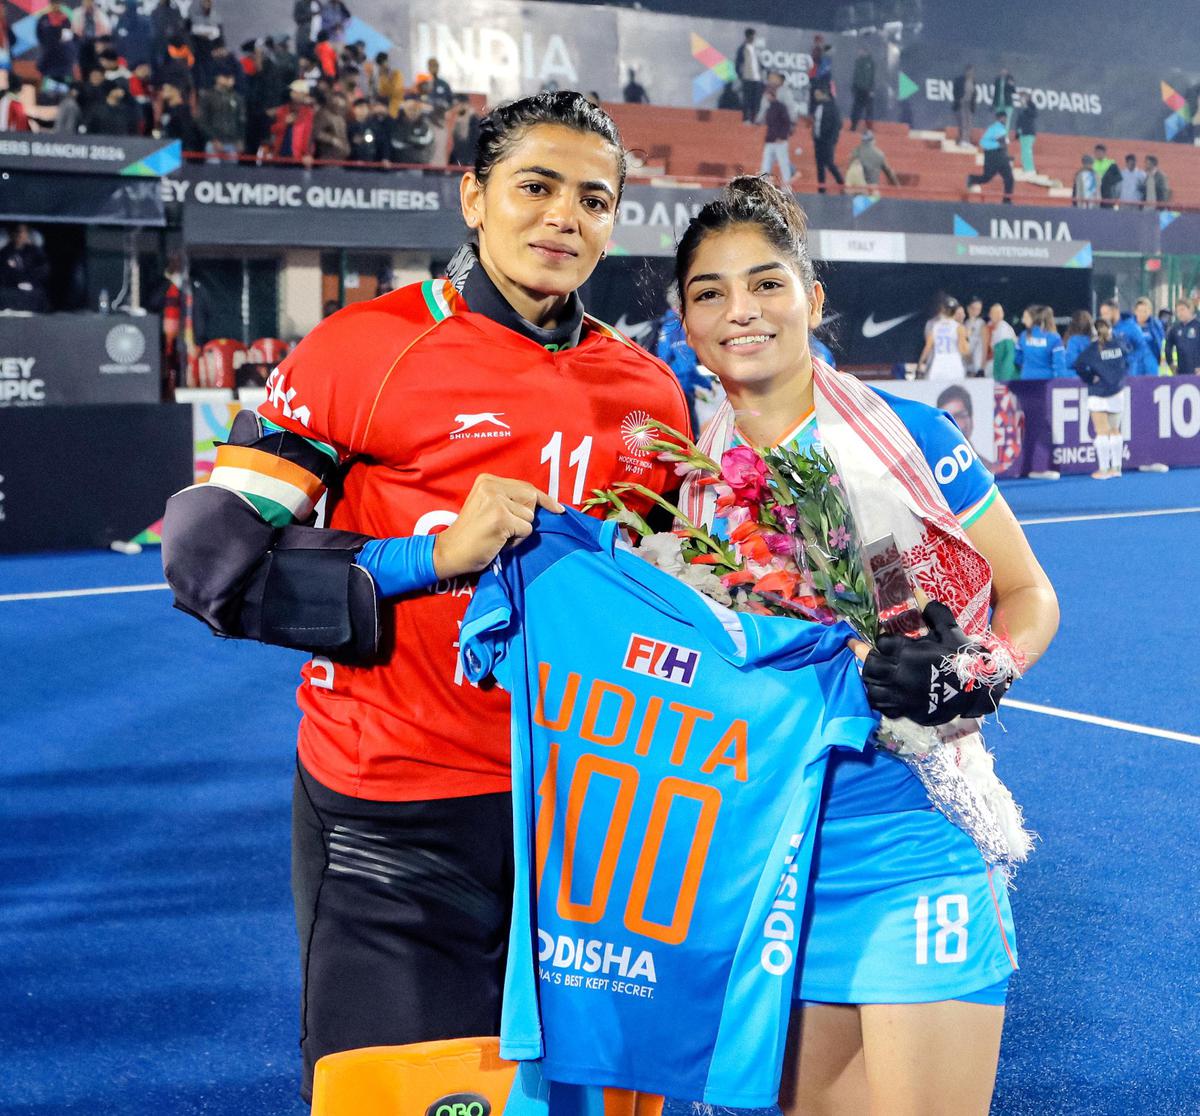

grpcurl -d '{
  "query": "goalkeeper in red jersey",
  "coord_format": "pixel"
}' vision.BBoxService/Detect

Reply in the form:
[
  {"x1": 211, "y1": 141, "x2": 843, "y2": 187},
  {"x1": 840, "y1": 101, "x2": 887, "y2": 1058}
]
[{"x1": 161, "y1": 91, "x2": 689, "y2": 1100}]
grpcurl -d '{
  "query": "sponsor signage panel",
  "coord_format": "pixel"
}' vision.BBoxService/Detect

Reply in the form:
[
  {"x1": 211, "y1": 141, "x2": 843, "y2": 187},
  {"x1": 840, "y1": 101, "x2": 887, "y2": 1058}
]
[
  {"x1": 873, "y1": 378, "x2": 997, "y2": 465},
  {"x1": 1, "y1": 171, "x2": 164, "y2": 225},
  {"x1": 0, "y1": 402, "x2": 192, "y2": 552},
  {"x1": 172, "y1": 164, "x2": 464, "y2": 248},
  {"x1": 1010, "y1": 375, "x2": 1200, "y2": 475},
  {"x1": 817, "y1": 229, "x2": 907, "y2": 263},
  {"x1": 0, "y1": 313, "x2": 161, "y2": 407},
  {"x1": 0, "y1": 133, "x2": 181, "y2": 176}
]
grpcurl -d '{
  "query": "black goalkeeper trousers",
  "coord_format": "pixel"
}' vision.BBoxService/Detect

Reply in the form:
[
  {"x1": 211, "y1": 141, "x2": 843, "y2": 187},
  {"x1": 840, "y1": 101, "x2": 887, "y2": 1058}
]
[{"x1": 291, "y1": 761, "x2": 513, "y2": 1100}]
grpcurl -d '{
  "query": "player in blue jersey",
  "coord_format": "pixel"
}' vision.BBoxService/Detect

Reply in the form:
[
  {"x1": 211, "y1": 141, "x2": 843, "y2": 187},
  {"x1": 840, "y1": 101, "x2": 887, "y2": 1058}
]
[
  {"x1": 460, "y1": 507, "x2": 879, "y2": 1111},
  {"x1": 1015, "y1": 305, "x2": 1068, "y2": 379},
  {"x1": 672, "y1": 176, "x2": 1060, "y2": 1116}
]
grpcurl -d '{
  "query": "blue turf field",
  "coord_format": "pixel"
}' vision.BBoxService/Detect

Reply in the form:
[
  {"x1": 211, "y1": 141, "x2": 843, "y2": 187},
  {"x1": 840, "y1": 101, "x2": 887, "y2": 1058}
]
[{"x1": 2, "y1": 471, "x2": 1198, "y2": 1115}]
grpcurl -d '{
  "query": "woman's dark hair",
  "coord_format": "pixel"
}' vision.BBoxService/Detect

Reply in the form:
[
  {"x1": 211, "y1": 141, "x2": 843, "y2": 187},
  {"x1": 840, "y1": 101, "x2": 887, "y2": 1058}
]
[
  {"x1": 473, "y1": 91, "x2": 627, "y2": 194},
  {"x1": 1096, "y1": 319, "x2": 1113, "y2": 343},
  {"x1": 1066, "y1": 308, "x2": 1094, "y2": 339},
  {"x1": 673, "y1": 175, "x2": 817, "y2": 298}
]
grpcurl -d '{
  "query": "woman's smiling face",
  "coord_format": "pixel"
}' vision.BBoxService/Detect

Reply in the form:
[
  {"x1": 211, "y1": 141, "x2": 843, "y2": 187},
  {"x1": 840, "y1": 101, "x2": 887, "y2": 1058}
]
[{"x1": 681, "y1": 224, "x2": 824, "y2": 390}]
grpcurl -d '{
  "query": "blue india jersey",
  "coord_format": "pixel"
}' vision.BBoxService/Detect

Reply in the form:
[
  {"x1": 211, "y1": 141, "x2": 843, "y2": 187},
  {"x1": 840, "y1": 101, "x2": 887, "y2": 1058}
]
[{"x1": 460, "y1": 508, "x2": 878, "y2": 1108}]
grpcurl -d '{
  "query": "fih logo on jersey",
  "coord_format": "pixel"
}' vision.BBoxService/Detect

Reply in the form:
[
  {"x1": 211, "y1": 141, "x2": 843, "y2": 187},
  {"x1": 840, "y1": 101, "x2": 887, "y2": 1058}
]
[
  {"x1": 425, "y1": 1094, "x2": 490, "y2": 1116},
  {"x1": 623, "y1": 634, "x2": 701, "y2": 687},
  {"x1": 449, "y1": 412, "x2": 512, "y2": 440}
]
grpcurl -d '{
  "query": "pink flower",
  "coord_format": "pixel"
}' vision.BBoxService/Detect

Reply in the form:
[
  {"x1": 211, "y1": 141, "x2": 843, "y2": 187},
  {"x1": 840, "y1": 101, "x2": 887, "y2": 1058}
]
[
  {"x1": 828, "y1": 524, "x2": 851, "y2": 550},
  {"x1": 834, "y1": 582, "x2": 847, "y2": 594},
  {"x1": 764, "y1": 531, "x2": 796, "y2": 558},
  {"x1": 720, "y1": 446, "x2": 770, "y2": 507},
  {"x1": 774, "y1": 504, "x2": 798, "y2": 534},
  {"x1": 829, "y1": 473, "x2": 842, "y2": 488}
]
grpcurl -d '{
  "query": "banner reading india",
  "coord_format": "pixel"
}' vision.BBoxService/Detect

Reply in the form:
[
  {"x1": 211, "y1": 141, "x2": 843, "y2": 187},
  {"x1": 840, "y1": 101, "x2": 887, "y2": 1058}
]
[{"x1": 690, "y1": 33, "x2": 736, "y2": 104}]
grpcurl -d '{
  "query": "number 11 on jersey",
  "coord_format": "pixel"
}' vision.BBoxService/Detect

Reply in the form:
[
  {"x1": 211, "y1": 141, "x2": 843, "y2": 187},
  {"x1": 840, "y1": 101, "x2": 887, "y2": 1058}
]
[{"x1": 540, "y1": 431, "x2": 593, "y2": 505}]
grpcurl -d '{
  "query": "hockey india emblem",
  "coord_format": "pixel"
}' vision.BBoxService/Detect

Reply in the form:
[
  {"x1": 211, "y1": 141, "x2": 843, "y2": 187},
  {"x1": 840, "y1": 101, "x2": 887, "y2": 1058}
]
[
  {"x1": 105, "y1": 324, "x2": 147, "y2": 365},
  {"x1": 620, "y1": 409, "x2": 656, "y2": 455}
]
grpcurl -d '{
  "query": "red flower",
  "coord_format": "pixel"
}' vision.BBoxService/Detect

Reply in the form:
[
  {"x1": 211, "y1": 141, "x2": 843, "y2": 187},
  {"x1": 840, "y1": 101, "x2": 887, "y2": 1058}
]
[
  {"x1": 729, "y1": 519, "x2": 761, "y2": 544},
  {"x1": 721, "y1": 570, "x2": 757, "y2": 587},
  {"x1": 720, "y1": 446, "x2": 770, "y2": 507},
  {"x1": 755, "y1": 570, "x2": 801, "y2": 597}
]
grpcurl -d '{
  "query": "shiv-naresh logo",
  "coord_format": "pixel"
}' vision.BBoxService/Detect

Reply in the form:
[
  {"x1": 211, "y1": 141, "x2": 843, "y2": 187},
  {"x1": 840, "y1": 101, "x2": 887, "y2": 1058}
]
[
  {"x1": 449, "y1": 412, "x2": 512, "y2": 439},
  {"x1": 623, "y1": 634, "x2": 701, "y2": 686}
]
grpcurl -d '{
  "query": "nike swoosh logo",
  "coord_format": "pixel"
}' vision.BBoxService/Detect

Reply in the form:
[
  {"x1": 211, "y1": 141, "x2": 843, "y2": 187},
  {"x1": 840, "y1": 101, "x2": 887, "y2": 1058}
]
[
  {"x1": 615, "y1": 314, "x2": 654, "y2": 339},
  {"x1": 862, "y1": 311, "x2": 917, "y2": 339}
]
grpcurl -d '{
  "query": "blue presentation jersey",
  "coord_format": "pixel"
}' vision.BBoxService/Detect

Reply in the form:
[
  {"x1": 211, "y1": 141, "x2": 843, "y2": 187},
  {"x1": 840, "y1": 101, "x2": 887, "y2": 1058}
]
[
  {"x1": 460, "y1": 509, "x2": 878, "y2": 1108},
  {"x1": 721, "y1": 390, "x2": 996, "y2": 820}
]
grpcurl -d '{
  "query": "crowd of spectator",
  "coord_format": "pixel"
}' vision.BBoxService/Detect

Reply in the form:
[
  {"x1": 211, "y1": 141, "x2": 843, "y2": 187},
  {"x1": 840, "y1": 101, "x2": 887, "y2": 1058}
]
[
  {"x1": 2, "y1": 0, "x2": 479, "y2": 169},
  {"x1": 1072, "y1": 144, "x2": 1171, "y2": 207}
]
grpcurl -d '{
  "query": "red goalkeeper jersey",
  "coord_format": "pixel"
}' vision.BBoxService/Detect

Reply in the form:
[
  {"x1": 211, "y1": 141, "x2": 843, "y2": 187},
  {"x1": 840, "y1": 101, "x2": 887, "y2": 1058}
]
[{"x1": 257, "y1": 277, "x2": 689, "y2": 801}]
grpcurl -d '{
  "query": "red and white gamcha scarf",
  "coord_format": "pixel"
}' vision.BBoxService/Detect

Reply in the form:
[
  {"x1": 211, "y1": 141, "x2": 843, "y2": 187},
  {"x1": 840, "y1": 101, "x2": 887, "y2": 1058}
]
[{"x1": 681, "y1": 358, "x2": 1032, "y2": 870}]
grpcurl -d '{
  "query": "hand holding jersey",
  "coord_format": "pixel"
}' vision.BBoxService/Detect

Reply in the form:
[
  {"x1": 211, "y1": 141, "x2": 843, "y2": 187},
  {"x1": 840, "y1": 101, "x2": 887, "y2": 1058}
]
[
  {"x1": 863, "y1": 601, "x2": 1013, "y2": 726},
  {"x1": 352, "y1": 475, "x2": 563, "y2": 596},
  {"x1": 432, "y1": 473, "x2": 564, "y2": 581}
]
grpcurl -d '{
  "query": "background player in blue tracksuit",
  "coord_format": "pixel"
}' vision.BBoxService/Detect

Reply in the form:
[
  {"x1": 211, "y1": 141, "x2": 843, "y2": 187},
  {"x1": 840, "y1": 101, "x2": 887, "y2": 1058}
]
[
  {"x1": 1166, "y1": 298, "x2": 1200, "y2": 376},
  {"x1": 654, "y1": 303, "x2": 706, "y2": 432},
  {"x1": 1100, "y1": 297, "x2": 1158, "y2": 377},
  {"x1": 1015, "y1": 304, "x2": 1067, "y2": 379},
  {"x1": 1063, "y1": 309, "x2": 1095, "y2": 374},
  {"x1": 1073, "y1": 317, "x2": 1129, "y2": 479},
  {"x1": 1132, "y1": 296, "x2": 1165, "y2": 374}
]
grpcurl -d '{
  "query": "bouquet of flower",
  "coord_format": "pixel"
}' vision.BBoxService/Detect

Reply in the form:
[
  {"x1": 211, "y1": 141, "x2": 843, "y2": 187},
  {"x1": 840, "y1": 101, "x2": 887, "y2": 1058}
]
[
  {"x1": 583, "y1": 420, "x2": 880, "y2": 644},
  {"x1": 587, "y1": 421, "x2": 1036, "y2": 870}
]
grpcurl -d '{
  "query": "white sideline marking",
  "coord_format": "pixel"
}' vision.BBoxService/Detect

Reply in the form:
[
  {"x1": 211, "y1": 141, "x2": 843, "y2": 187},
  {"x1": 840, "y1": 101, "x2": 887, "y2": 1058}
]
[
  {"x1": 0, "y1": 583, "x2": 169, "y2": 603},
  {"x1": 1005, "y1": 698, "x2": 1200, "y2": 746},
  {"x1": 1018, "y1": 506, "x2": 1200, "y2": 526}
]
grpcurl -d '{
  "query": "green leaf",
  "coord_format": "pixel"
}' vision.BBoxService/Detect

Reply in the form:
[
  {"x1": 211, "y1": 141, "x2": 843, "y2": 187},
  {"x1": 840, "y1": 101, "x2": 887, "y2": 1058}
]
[{"x1": 610, "y1": 482, "x2": 694, "y2": 529}]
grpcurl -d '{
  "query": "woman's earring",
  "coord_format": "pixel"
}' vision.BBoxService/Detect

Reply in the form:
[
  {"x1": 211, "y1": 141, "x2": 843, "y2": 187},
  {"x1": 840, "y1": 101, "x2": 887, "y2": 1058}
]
[{"x1": 600, "y1": 250, "x2": 608, "y2": 260}]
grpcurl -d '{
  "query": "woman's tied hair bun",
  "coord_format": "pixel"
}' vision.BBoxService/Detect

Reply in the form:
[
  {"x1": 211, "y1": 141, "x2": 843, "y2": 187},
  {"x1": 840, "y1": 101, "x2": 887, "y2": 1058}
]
[{"x1": 674, "y1": 175, "x2": 816, "y2": 298}]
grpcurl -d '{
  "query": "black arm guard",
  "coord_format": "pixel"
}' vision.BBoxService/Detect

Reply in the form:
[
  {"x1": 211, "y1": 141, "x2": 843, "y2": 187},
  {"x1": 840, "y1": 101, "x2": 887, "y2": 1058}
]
[{"x1": 161, "y1": 413, "x2": 381, "y2": 661}]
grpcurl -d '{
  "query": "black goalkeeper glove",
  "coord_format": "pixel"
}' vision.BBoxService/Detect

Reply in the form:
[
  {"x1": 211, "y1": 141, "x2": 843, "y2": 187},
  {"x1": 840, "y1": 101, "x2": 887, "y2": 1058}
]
[{"x1": 862, "y1": 601, "x2": 1013, "y2": 726}]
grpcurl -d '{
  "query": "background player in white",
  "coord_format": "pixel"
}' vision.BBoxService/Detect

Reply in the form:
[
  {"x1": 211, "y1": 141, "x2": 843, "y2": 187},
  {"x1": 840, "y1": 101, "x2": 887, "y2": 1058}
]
[
  {"x1": 918, "y1": 297, "x2": 970, "y2": 381},
  {"x1": 672, "y1": 177, "x2": 1059, "y2": 1116}
]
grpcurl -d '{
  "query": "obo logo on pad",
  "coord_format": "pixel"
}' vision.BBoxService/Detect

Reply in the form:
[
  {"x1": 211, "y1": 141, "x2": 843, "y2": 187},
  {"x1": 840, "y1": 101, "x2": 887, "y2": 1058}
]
[{"x1": 623, "y1": 635, "x2": 701, "y2": 687}]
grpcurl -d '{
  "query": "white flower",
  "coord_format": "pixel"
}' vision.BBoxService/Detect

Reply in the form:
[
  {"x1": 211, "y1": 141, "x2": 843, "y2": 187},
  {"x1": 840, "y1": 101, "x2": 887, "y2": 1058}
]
[
  {"x1": 634, "y1": 532, "x2": 687, "y2": 576},
  {"x1": 678, "y1": 565, "x2": 733, "y2": 607}
]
